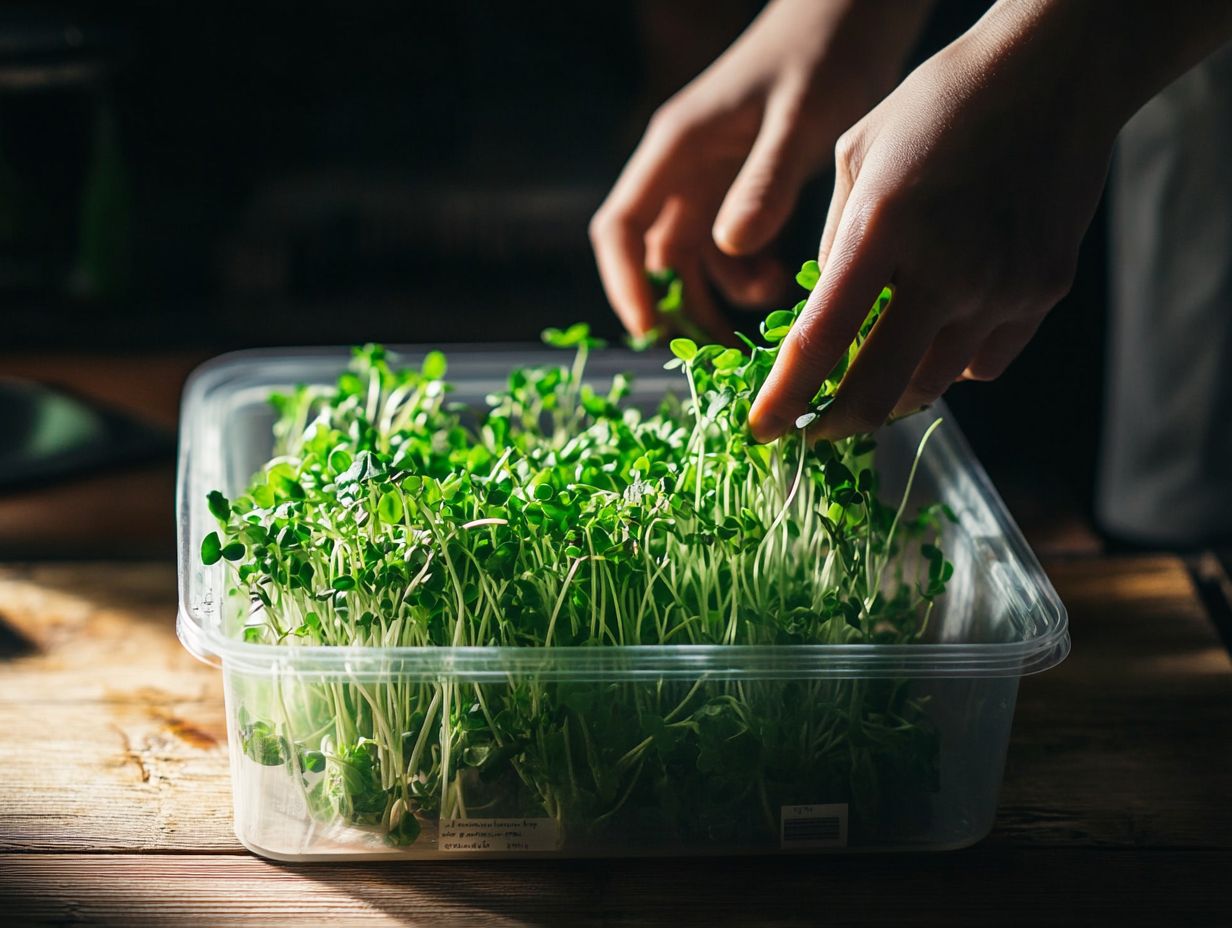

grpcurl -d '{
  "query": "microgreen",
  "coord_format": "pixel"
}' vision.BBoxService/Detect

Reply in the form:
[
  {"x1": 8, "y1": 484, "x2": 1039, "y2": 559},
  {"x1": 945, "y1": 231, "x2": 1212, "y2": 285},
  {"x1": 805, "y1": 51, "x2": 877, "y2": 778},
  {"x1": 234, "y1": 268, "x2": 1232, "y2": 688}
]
[
  {"x1": 643, "y1": 267, "x2": 708, "y2": 346},
  {"x1": 205, "y1": 262, "x2": 955, "y2": 851}
]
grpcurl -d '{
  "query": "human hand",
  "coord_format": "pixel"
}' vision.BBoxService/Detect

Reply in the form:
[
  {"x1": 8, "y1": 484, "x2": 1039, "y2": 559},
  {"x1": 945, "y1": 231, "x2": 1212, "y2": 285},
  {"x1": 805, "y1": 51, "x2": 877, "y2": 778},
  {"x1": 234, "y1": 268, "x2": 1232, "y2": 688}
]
[
  {"x1": 590, "y1": 0, "x2": 932, "y2": 341},
  {"x1": 748, "y1": 2, "x2": 1122, "y2": 443}
]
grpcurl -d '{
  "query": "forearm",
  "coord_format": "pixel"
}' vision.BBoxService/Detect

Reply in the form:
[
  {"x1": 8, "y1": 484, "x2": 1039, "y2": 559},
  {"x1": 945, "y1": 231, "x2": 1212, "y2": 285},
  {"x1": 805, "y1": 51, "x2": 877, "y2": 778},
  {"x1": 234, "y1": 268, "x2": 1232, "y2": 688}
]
[
  {"x1": 721, "y1": 0, "x2": 936, "y2": 99},
  {"x1": 960, "y1": 0, "x2": 1232, "y2": 136}
]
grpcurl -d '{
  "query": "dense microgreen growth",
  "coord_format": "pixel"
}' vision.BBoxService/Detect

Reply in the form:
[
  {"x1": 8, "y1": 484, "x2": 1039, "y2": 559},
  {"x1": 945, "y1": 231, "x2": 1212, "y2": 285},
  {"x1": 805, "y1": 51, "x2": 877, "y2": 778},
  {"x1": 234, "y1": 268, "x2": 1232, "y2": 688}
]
[{"x1": 206, "y1": 263, "x2": 957, "y2": 851}]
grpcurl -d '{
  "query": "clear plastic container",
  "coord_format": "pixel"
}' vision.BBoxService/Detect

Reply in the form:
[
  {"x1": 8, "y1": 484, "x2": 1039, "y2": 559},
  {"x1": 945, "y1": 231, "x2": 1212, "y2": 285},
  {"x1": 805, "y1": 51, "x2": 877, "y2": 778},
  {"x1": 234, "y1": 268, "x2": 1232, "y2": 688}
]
[{"x1": 176, "y1": 346, "x2": 1069, "y2": 860}]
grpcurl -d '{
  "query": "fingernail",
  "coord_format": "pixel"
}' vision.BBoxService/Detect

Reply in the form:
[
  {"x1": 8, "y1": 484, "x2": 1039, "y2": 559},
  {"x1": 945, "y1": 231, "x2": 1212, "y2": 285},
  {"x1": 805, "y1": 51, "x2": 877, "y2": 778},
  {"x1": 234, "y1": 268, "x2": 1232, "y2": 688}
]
[
  {"x1": 748, "y1": 408, "x2": 787, "y2": 445},
  {"x1": 886, "y1": 404, "x2": 930, "y2": 425}
]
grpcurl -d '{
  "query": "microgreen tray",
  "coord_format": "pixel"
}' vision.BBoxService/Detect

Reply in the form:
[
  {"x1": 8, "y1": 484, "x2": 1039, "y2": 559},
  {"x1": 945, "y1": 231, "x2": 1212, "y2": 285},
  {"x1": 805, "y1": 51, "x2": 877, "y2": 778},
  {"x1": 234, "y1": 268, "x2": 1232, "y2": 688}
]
[{"x1": 177, "y1": 346, "x2": 1067, "y2": 859}]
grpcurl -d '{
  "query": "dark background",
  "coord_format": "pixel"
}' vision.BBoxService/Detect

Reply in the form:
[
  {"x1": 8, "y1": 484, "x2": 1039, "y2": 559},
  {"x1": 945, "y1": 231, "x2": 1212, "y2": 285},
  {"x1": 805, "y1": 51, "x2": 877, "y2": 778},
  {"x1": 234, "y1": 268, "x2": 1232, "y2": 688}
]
[{"x1": 0, "y1": 0, "x2": 1106, "y2": 531}]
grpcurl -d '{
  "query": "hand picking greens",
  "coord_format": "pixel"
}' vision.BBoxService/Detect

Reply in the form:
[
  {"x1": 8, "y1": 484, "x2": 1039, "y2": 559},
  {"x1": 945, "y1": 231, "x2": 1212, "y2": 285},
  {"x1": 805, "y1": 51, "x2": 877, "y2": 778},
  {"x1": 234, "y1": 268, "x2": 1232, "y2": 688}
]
[{"x1": 202, "y1": 262, "x2": 956, "y2": 850}]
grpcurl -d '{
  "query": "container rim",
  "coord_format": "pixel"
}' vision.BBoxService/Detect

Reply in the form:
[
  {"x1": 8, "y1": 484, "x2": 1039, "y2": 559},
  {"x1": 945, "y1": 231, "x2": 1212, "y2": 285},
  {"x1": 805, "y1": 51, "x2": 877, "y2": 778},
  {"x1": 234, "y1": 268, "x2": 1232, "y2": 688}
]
[{"x1": 176, "y1": 345, "x2": 1070, "y2": 681}]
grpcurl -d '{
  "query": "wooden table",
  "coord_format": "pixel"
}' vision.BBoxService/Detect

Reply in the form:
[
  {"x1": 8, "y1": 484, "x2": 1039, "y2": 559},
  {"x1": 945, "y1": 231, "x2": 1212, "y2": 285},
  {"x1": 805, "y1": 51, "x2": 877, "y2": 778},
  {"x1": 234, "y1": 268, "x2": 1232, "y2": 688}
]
[{"x1": 1, "y1": 556, "x2": 1229, "y2": 926}]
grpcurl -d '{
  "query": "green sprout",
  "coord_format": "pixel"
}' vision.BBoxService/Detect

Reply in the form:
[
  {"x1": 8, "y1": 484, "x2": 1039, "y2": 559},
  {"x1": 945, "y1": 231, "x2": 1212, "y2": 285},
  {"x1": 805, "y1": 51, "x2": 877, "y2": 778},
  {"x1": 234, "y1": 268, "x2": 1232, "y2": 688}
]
[{"x1": 204, "y1": 262, "x2": 955, "y2": 851}]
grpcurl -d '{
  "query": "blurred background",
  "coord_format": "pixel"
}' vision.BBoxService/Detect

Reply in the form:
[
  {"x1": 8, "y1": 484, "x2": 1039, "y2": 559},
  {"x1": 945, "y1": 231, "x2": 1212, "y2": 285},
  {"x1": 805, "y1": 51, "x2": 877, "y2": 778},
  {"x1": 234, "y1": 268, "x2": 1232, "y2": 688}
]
[{"x1": 0, "y1": 0, "x2": 1106, "y2": 556}]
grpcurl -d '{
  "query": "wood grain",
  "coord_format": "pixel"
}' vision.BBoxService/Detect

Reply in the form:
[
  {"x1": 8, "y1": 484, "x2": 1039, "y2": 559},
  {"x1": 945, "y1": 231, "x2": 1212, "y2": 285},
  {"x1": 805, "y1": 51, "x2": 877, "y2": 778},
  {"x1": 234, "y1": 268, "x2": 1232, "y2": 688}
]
[
  {"x1": 3, "y1": 850, "x2": 1227, "y2": 927},
  {"x1": 0, "y1": 556, "x2": 1228, "y2": 925},
  {"x1": 995, "y1": 557, "x2": 1232, "y2": 847},
  {"x1": 0, "y1": 564, "x2": 237, "y2": 853}
]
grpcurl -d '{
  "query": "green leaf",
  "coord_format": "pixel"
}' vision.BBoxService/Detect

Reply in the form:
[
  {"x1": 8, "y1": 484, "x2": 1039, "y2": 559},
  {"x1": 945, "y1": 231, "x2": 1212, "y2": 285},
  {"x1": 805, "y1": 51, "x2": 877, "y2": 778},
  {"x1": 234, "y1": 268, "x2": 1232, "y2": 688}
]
[
  {"x1": 645, "y1": 267, "x2": 676, "y2": 287},
  {"x1": 378, "y1": 490, "x2": 404, "y2": 524},
  {"x1": 250, "y1": 484, "x2": 276, "y2": 509},
  {"x1": 763, "y1": 309, "x2": 795, "y2": 330},
  {"x1": 542, "y1": 322, "x2": 590, "y2": 348},
  {"x1": 657, "y1": 277, "x2": 684, "y2": 313},
  {"x1": 206, "y1": 491, "x2": 231, "y2": 522},
  {"x1": 647, "y1": 266, "x2": 683, "y2": 314},
  {"x1": 795, "y1": 260, "x2": 821, "y2": 291},
  {"x1": 706, "y1": 389, "x2": 734, "y2": 420},
  {"x1": 221, "y1": 541, "x2": 246, "y2": 562},
  {"x1": 669, "y1": 338, "x2": 697, "y2": 362},
  {"x1": 626, "y1": 327, "x2": 662, "y2": 351},
  {"x1": 713, "y1": 348, "x2": 743, "y2": 370},
  {"x1": 422, "y1": 350, "x2": 447, "y2": 380},
  {"x1": 201, "y1": 532, "x2": 223, "y2": 565},
  {"x1": 241, "y1": 721, "x2": 289, "y2": 766},
  {"x1": 328, "y1": 448, "x2": 352, "y2": 475},
  {"x1": 272, "y1": 472, "x2": 305, "y2": 500},
  {"x1": 386, "y1": 807, "x2": 422, "y2": 846}
]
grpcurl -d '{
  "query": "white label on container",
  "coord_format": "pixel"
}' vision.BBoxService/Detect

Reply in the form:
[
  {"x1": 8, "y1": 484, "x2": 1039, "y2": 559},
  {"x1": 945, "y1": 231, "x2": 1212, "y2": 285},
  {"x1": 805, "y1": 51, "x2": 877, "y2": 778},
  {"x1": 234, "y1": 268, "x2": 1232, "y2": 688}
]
[
  {"x1": 438, "y1": 817, "x2": 560, "y2": 853},
  {"x1": 780, "y1": 803, "x2": 848, "y2": 849}
]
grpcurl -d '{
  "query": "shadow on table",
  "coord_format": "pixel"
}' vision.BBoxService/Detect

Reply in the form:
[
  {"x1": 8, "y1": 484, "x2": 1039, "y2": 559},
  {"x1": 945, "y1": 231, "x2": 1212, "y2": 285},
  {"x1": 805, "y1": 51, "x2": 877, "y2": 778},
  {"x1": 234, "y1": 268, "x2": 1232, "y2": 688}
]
[{"x1": 289, "y1": 850, "x2": 1008, "y2": 927}]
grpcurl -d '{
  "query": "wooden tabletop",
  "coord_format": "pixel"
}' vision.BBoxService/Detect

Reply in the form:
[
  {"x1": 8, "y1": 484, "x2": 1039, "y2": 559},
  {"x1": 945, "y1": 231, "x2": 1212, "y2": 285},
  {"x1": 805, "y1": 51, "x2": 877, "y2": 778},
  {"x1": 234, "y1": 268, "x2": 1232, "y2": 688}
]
[{"x1": 1, "y1": 555, "x2": 1228, "y2": 926}]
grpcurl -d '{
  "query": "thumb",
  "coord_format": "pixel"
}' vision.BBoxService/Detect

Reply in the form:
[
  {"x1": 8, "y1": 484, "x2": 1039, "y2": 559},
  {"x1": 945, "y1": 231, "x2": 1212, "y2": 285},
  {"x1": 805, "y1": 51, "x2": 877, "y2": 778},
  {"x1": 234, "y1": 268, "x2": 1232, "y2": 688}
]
[{"x1": 712, "y1": 96, "x2": 808, "y2": 257}]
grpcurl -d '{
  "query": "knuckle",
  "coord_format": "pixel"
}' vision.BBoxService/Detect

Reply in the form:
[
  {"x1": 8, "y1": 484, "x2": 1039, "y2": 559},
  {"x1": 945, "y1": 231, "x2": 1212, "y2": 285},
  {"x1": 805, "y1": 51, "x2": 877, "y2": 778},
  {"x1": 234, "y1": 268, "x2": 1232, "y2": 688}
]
[
  {"x1": 645, "y1": 102, "x2": 674, "y2": 137},
  {"x1": 833, "y1": 127, "x2": 865, "y2": 176},
  {"x1": 588, "y1": 206, "x2": 625, "y2": 245},
  {"x1": 787, "y1": 317, "x2": 836, "y2": 371},
  {"x1": 1004, "y1": 250, "x2": 1076, "y2": 306},
  {"x1": 647, "y1": 99, "x2": 695, "y2": 147},
  {"x1": 834, "y1": 130, "x2": 857, "y2": 166},
  {"x1": 838, "y1": 194, "x2": 891, "y2": 245},
  {"x1": 587, "y1": 210, "x2": 610, "y2": 246}
]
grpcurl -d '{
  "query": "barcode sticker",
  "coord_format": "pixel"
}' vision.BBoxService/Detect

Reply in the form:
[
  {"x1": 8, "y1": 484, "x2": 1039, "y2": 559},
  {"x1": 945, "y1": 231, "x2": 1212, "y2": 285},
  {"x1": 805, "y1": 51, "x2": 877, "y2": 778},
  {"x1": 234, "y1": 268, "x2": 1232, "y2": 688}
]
[
  {"x1": 780, "y1": 803, "x2": 848, "y2": 849},
  {"x1": 438, "y1": 817, "x2": 560, "y2": 852}
]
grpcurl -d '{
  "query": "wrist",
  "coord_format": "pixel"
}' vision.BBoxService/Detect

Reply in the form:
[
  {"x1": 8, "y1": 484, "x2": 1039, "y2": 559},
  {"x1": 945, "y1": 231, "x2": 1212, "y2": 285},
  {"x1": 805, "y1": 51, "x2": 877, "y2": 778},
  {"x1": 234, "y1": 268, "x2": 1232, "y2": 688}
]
[
  {"x1": 944, "y1": 2, "x2": 1127, "y2": 148},
  {"x1": 753, "y1": 0, "x2": 933, "y2": 90},
  {"x1": 960, "y1": 0, "x2": 1232, "y2": 140}
]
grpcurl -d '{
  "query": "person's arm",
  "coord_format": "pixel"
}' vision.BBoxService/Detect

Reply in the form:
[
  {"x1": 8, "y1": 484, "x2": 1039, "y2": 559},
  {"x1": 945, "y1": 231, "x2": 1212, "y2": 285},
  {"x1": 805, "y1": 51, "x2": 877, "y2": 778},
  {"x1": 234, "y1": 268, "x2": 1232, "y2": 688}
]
[
  {"x1": 589, "y1": 0, "x2": 934, "y2": 339},
  {"x1": 748, "y1": 0, "x2": 1232, "y2": 443}
]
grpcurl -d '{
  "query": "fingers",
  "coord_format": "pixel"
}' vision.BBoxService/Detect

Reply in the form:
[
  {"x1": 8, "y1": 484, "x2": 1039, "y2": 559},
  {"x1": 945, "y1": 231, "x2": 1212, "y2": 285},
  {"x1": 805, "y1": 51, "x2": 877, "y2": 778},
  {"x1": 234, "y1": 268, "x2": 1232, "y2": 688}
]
[
  {"x1": 590, "y1": 127, "x2": 689, "y2": 336},
  {"x1": 963, "y1": 317, "x2": 1042, "y2": 381},
  {"x1": 592, "y1": 218, "x2": 658, "y2": 336},
  {"x1": 646, "y1": 199, "x2": 732, "y2": 340},
  {"x1": 893, "y1": 322, "x2": 989, "y2": 417},
  {"x1": 748, "y1": 204, "x2": 892, "y2": 443},
  {"x1": 677, "y1": 262, "x2": 735, "y2": 343},
  {"x1": 807, "y1": 288, "x2": 938, "y2": 441},
  {"x1": 815, "y1": 147, "x2": 855, "y2": 276},
  {"x1": 702, "y1": 246, "x2": 787, "y2": 309},
  {"x1": 712, "y1": 95, "x2": 809, "y2": 257}
]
